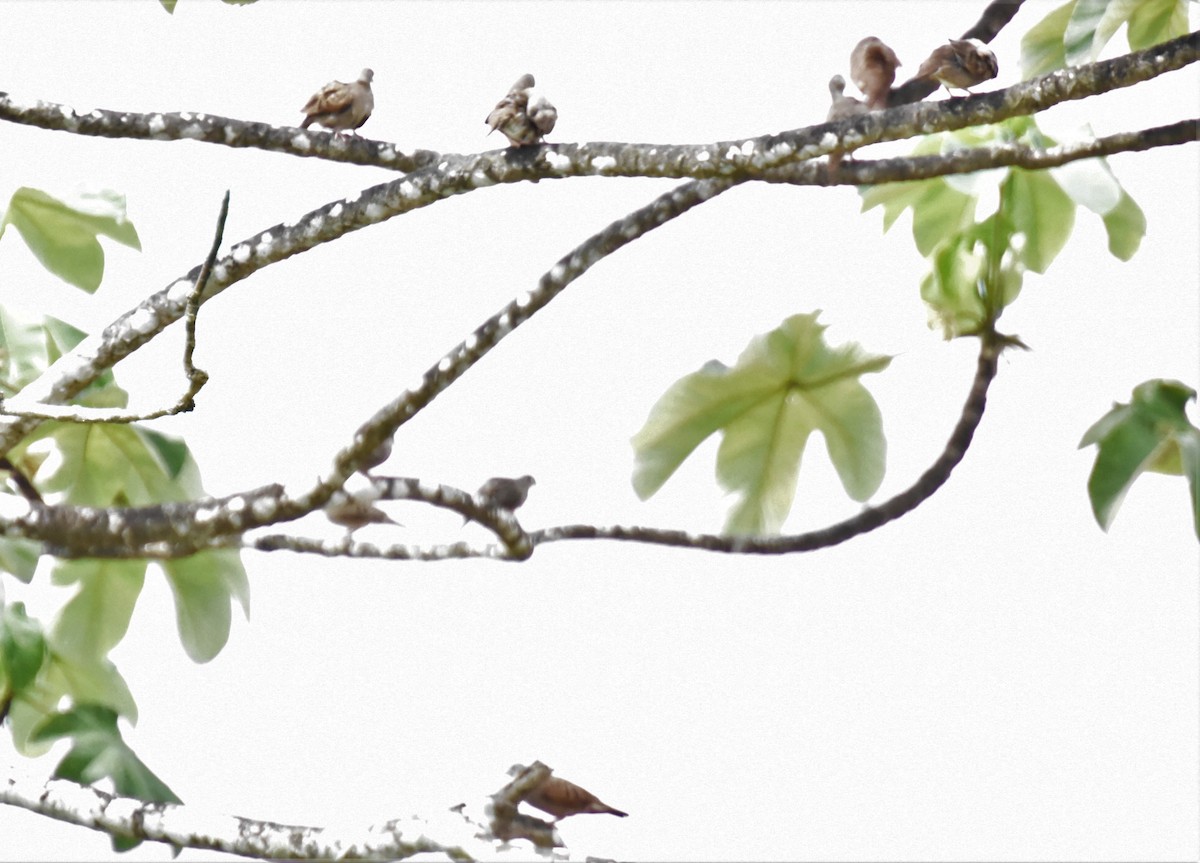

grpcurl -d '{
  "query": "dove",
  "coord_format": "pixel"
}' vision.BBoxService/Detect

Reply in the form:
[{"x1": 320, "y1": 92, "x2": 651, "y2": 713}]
[
  {"x1": 301, "y1": 68, "x2": 375, "y2": 135},
  {"x1": 913, "y1": 38, "x2": 998, "y2": 96},
  {"x1": 826, "y1": 75, "x2": 868, "y2": 122},
  {"x1": 825, "y1": 75, "x2": 867, "y2": 177},
  {"x1": 357, "y1": 436, "x2": 393, "y2": 477},
  {"x1": 849, "y1": 36, "x2": 901, "y2": 110},
  {"x1": 485, "y1": 74, "x2": 556, "y2": 147},
  {"x1": 508, "y1": 764, "x2": 628, "y2": 822},
  {"x1": 464, "y1": 475, "x2": 536, "y2": 524},
  {"x1": 324, "y1": 489, "x2": 398, "y2": 535}
]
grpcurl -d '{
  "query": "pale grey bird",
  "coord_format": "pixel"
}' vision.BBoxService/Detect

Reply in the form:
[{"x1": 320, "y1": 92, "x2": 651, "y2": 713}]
[
  {"x1": 913, "y1": 38, "x2": 998, "y2": 96},
  {"x1": 301, "y1": 68, "x2": 375, "y2": 135},
  {"x1": 357, "y1": 436, "x2": 393, "y2": 477},
  {"x1": 485, "y1": 74, "x2": 556, "y2": 147},
  {"x1": 508, "y1": 764, "x2": 628, "y2": 822},
  {"x1": 850, "y1": 36, "x2": 901, "y2": 109},
  {"x1": 825, "y1": 75, "x2": 868, "y2": 176},
  {"x1": 324, "y1": 489, "x2": 398, "y2": 535}
]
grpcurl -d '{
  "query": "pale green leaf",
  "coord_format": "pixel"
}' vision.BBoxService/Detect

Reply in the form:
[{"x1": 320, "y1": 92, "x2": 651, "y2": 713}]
[
  {"x1": 1021, "y1": 0, "x2": 1076, "y2": 77},
  {"x1": 50, "y1": 559, "x2": 147, "y2": 661},
  {"x1": 161, "y1": 550, "x2": 250, "y2": 663},
  {"x1": 1100, "y1": 190, "x2": 1146, "y2": 261}
]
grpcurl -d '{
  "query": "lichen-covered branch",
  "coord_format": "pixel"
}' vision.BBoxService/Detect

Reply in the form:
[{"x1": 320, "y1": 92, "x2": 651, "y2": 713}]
[{"x1": 0, "y1": 768, "x2": 483, "y2": 861}]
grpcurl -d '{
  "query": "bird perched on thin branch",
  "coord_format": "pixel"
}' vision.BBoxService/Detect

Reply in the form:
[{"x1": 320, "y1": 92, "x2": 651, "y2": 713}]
[
  {"x1": 485, "y1": 74, "x2": 557, "y2": 147},
  {"x1": 301, "y1": 68, "x2": 375, "y2": 135},
  {"x1": 508, "y1": 764, "x2": 628, "y2": 822},
  {"x1": 825, "y1": 75, "x2": 868, "y2": 177},
  {"x1": 913, "y1": 39, "x2": 998, "y2": 96},
  {"x1": 324, "y1": 489, "x2": 398, "y2": 535},
  {"x1": 357, "y1": 436, "x2": 393, "y2": 477},
  {"x1": 849, "y1": 36, "x2": 901, "y2": 110},
  {"x1": 465, "y1": 474, "x2": 536, "y2": 523}
]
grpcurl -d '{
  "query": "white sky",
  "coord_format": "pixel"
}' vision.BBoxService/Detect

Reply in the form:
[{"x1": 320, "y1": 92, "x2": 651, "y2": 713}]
[{"x1": 1, "y1": 1, "x2": 1198, "y2": 860}]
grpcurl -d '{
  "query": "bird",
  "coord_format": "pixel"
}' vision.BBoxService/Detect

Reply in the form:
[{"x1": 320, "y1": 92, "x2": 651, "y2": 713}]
[
  {"x1": 849, "y1": 36, "x2": 901, "y2": 110},
  {"x1": 913, "y1": 38, "x2": 998, "y2": 96},
  {"x1": 300, "y1": 68, "x2": 374, "y2": 135},
  {"x1": 324, "y1": 489, "x2": 398, "y2": 535},
  {"x1": 485, "y1": 74, "x2": 556, "y2": 147},
  {"x1": 465, "y1": 474, "x2": 536, "y2": 524},
  {"x1": 508, "y1": 764, "x2": 628, "y2": 822},
  {"x1": 826, "y1": 75, "x2": 868, "y2": 122},
  {"x1": 357, "y1": 436, "x2": 393, "y2": 477},
  {"x1": 477, "y1": 475, "x2": 536, "y2": 511},
  {"x1": 825, "y1": 75, "x2": 868, "y2": 177}
]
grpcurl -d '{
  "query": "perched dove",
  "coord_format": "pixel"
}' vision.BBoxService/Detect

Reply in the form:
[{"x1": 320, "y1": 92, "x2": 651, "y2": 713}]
[
  {"x1": 324, "y1": 489, "x2": 398, "y2": 535},
  {"x1": 357, "y1": 436, "x2": 393, "y2": 477},
  {"x1": 465, "y1": 475, "x2": 536, "y2": 524},
  {"x1": 485, "y1": 74, "x2": 556, "y2": 147},
  {"x1": 913, "y1": 38, "x2": 998, "y2": 96},
  {"x1": 849, "y1": 36, "x2": 901, "y2": 110},
  {"x1": 508, "y1": 764, "x2": 628, "y2": 822},
  {"x1": 826, "y1": 75, "x2": 868, "y2": 122},
  {"x1": 825, "y1": 75, "x2": 867, "y2": 176},
  {"x1": 301, "y1": 68, "x2": 375, "y2": 135}
]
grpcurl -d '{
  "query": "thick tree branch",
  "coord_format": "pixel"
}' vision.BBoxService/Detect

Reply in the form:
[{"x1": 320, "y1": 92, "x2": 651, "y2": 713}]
[{"x1": 0, "y1": 768, "x2": 483, "y2": 861}]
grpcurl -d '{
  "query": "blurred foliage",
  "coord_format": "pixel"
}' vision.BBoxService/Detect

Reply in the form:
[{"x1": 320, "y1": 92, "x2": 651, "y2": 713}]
[{"x1": 1079, "y1": 379, "x2": 1200, "y2": 538}]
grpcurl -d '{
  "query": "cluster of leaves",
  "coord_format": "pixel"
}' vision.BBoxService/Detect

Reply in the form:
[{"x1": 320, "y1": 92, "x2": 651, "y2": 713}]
[
  {"x1": 1, "y1": 187, "x2": 248, "y2": 837},
  {"x1": 630, "y1": 0, "x2": 1197, "y2": 538}
]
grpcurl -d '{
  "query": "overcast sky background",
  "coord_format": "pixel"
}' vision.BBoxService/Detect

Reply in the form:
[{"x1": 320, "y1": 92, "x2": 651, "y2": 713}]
[{"x1": 1, "y1": 1, "x2": 1198, "y2": 860}]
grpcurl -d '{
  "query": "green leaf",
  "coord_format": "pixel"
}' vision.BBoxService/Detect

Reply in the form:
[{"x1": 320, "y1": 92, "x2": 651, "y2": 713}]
[
  {"x1": 1064, "y1": 0, "x2": 1111, "y2": 65},
  {"x1": 1021, "y1": 0, "x2": 1075, "y2": 77},
  {"x1": 1079, "y1": 379, "x2": 1200, "y2": 537},
  {"x1": 2, "y1": 187, "x2": 140, "y2": 293},
  {"x1": 0, "y1": 538, "x2": 41, "y2": 583},
  {"x1": 1006, "y1": 169, "x2": 1075, "y2": 274},
  {"x1": 0, "y1": 305, "x2": 50, "y2": 390},
  {"x1": 1, "y1": 602, "x2": 48, "y2": 692},
  {"x1": 50, "y1": 559, "x2": 147, "y2": 661},
  {"x1": 1126, "y1": 0, "x2": 1190, "y2": 50},
  {"x1": 158, "y1": 0, "x2": 177, "y2": 12},
  {"x1": 1100, "y1": 190, "x2": 1147, "y2": 261},
  {"x1": 911, "y1": 181, "x2": 977, "y2": 258},
  {"x1": 160, "y1": 550, "x2": 250, "y2": 663},
  {"x1": 33, "y1": 704, "x2": 181, "y2": 804},
  {"x1": 36, "y1": 422, "x2": 193, "y2": 505},
  {"x1": 632, "y1": 313, "x2": 890, "y2": 535}
]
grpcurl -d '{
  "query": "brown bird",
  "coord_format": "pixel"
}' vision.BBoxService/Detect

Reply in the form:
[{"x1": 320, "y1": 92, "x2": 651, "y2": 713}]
[
  {"x1": 508, "y1": 764, "x2": 628, "y2": 822},
  {"x1": 465, "y1": 474, "x2": 536, "y2": 524},
  {"x1": 849, "y1": 36, "x2": 901, "y2": 110},
  {"x1": 301, "y1": 68, "x2": 374, "y2": 135},
  {"x1": 913, "y1": 38, "x2": 998, "y2": 96},
  {"x1": 485, "y1": 74, "x2": 556, "y2": 147},
  {"x1": 324, "y1": 489, "x2": 398, "y2": 535}
]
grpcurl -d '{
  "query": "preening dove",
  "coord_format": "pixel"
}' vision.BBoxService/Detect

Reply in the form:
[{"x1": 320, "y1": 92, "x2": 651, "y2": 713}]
[
  {"x1": 913, "y1": 38, "x2": 998, "y2": 96},
  {"x1": 324, "y1": 489, "x2": 397, "y2": 535},
  {"x1": 301, "y1": 68, "x2": 375, "y2": 135},
  {"x1": 485, "y1": 74, "x2": 556, "y2": 147},
  {"x1": 849, "y1": 36, "x2": 901, "y2": 110}
]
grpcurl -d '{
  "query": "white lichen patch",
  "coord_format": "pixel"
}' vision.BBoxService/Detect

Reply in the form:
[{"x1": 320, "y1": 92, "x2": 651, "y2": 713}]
[
  {"x1": 769, "y1": 140, "x2": 795, "y2": 162},
  {"x1": 724, "y1": 145, "x2": 741, "y2": 161},
  {"x1": 398, "y1": 180, "x2": 417, "y2": 199},
  {"x1": 549, "y1": 263, "x2": 567, "y2": 282},
  {"x1": 291, "y1": 133, "x2": 313, "y2": 151},
  {"x1": 544, "y1": 151, "x2": 571, "y2": 171},
  {"x1": 304, "y1": 215, "x2": 325, "y2": 237},
  {"x1": 464, "y1": 333, "x2": 479, "y2": 352},
  {"x1": 471, "y1": 170, "x2": 497, "y2": 187},
  {"x1": 437, "y1": 356, "x2": 455, "y2": 374},
  {"x1": 329, "y1": 203, "x2": 344, "y2": 219},
  {"x1": 192, "y1": 502, "x2": 220, "y2": 525},
  {"x1": 819, "y1": 131, "x2": 840, "y2": 152},
  {"x1": 147, "y1": 114, "x2": 167, "y2": 135},
  {"x1": 181, "y1": 123, "x2": 205, "y2": 140},
  {"x1": 365, "y1": 202, "x2": 387, "y2": 220},
  {"x1": 590, "y1": 155, "x2": 617, "y2": 172},
  {"x1": 127, "y1": 307, "x2": 158, "y2": 336},
  {"x1": 254, "y1": 233, "x2": 275, "y2": 258},
  {"x1": 515, "y1": 291, "x2": 534, "y2": 309},
  {"x1": 438, "y1": 161, "x2": 450, "y2": 172},
  {"x1": 378, "y1": 145, "x2": 397, "y2": 161},
  {"x1": 696, "y1": 150, "x2": 711, "y2": 162},
  {"x1": 166, "y1": 278, "x2": 194, "y2": 305},
  {"x1": 232, "y1": 243, "x2": 252, "y2": 264},
  {"x1": 740, "y1": 140, "x2": 756, "y2": 157}
]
